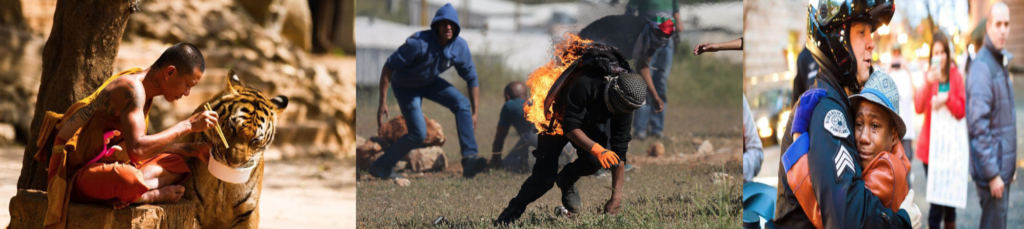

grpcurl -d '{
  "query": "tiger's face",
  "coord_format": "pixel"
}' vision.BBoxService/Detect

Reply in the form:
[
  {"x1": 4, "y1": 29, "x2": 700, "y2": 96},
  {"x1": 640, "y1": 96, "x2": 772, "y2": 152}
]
[{"x1": 200, "y1": 70, "x2": 288, "y2": 168}]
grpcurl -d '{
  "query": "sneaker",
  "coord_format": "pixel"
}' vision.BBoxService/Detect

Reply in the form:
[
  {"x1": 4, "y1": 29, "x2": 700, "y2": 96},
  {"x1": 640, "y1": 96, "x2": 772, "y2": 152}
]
[
  {"x1": 652, "y1": 132, "x2": 664, "y2": 139},
  {"x1": 635, "y1": 132, "x2": 648, "y2": 141},
  {"x1": 623, "y1": 164, "x2": 635, "y2": 172},
  {"x1": 368, "y1": 165, "x2": 402, "y2": 179},
  {"x1": 554, "y1": 206, "x2": 572, "y2": 218},
  {"x1": 556, "y1": 174, "x2": 582, "y2": 214},
  {"x1": 461, "y1": 155, "x2": 488, "y2": 178},
  {"x1": 368, "y1": 165, "x2": 409, "y2": 186}
]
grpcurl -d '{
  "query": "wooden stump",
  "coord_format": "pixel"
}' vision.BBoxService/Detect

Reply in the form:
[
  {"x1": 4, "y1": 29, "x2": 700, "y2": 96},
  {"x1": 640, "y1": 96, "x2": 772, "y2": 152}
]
[{"x1": 9, "y1": 189, "x2": 199, "y2": 229}]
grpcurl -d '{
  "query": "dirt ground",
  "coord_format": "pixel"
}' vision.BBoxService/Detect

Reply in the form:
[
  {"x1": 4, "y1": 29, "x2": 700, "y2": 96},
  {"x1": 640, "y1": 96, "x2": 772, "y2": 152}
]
[
  {"x1": 357, "y1": 152, "x2": 742, "y2": 228},
  {"x1": 0, "y1": 146, "x2": 357, "y2": 228},
  {"x1": 356, "y1": 102, "x2": 743, "y2": 227}
]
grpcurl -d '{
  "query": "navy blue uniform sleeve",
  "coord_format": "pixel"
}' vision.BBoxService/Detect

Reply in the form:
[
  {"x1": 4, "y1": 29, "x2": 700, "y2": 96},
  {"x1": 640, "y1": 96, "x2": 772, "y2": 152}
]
[
  {"x1": 385, "y1": 37, "x2": 425, "y2": 71},
  {"x1": 806, "y1": 97, "x2": 912, "y2": 229},
  {"x1": 454, "y1": 39, "x2": 480, "y2": 87},
  {"x1": 561, "y1": 77, "x2": 593, "y2": 132}
]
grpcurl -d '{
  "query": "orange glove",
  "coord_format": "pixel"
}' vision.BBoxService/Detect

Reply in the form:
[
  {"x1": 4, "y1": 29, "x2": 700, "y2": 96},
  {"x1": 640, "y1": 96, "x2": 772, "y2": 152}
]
[{"x1": 590, "y1": 144, "x2": 621, "y2": 169}]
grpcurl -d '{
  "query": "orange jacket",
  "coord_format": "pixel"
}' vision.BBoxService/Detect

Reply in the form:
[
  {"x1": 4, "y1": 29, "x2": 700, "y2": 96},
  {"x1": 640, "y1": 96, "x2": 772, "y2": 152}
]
[{"x1": 787, "y1": 141, "x2": 911, "y2": 228}]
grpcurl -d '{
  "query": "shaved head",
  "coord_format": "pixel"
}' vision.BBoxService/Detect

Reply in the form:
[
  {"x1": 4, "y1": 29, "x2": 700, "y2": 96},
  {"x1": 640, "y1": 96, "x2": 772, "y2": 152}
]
[
  {"x1": 988, "y1": 1, "x2": 1010, "y2": 50},
  {"x1": 152, "y1": 42, "x2": 206, "y2": 76},
  {"x1": 505, "y1": 81, "x2": 527, "y2": 100}
]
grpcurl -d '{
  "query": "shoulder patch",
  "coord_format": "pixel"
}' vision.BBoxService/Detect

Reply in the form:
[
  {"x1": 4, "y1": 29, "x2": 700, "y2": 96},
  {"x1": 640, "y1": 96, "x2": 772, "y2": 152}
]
[
  {"x1": 834, "y1": 145, "x2": 855, "y2": 180},
  {"x1": 823, "y1": 109, "x2": 850, "y2": 138}
]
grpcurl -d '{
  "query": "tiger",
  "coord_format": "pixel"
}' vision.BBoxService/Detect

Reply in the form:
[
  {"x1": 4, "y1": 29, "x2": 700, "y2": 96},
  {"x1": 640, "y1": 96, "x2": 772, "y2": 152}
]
[{"x1": 179, "y1": 70, "x2": 288, "y2": 228}]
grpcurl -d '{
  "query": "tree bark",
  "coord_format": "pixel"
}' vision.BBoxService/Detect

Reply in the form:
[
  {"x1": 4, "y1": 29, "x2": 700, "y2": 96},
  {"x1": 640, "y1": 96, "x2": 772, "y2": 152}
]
[{"x1": 17, "y1": 0, "x2": 136, "y2": 190}]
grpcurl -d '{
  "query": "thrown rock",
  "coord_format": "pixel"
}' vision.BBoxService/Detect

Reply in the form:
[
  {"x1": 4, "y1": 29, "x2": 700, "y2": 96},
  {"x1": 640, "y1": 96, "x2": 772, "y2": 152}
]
[
  {"x1": 355, "y1": 136, "x2": 384, "y2": 169},
  {"x1": 647, "y1": 142, "x2": 665, "y2": 157}
]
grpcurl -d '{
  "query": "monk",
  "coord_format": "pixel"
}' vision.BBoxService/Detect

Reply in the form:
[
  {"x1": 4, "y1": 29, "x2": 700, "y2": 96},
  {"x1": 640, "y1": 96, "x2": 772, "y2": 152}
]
[{"x1": 41, "y1": 42, "x2": 217, "y2": 228}]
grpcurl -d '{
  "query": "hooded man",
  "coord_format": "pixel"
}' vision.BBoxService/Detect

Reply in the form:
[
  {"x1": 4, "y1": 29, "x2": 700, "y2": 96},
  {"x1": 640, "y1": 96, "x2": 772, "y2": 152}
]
[
  {"x1": 372, "y1": 3, "x2": 488, "y2": 183},
  {"x1": 495, "y1": 43, "x2": 645, "y2": 225}
]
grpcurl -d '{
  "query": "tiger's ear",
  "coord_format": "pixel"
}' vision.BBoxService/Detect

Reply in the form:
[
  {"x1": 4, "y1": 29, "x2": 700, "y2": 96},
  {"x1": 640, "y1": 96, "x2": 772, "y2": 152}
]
[
  {"x1": 225, "y1": 69, "x2": 242, "y2": 95},
  {"x1": 270, "y1": 95, "x2": 288, "y2": 113}
]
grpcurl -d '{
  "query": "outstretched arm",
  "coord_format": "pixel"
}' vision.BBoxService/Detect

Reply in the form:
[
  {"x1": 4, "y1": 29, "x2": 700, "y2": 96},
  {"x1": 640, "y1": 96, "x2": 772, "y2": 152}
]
[
  {"x1": 693, "y1": 38, "x2": 743, "y2": 55},
  {"x1": 118, "y1": 82, "x2": 217, "y2": 161},
  {"x1": 493, "y1": 126, "x2": 510, "y2": 153}
]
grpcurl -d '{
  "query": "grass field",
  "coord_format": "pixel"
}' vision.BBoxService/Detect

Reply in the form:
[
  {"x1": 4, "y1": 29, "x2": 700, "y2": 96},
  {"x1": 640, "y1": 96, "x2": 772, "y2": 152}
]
[
  {"x1": 357, "y1": 161, "x2": 741, "y2": 228},
  {"x1": 355, "y1": 44, "x2": 742, "y2": 227}
]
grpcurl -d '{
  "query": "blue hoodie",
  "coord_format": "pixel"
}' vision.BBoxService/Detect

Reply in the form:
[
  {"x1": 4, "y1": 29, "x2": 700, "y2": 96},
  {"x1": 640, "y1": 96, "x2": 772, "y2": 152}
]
[{"x1": 385, "y1": 3, "x2": 479, "y2": 88}]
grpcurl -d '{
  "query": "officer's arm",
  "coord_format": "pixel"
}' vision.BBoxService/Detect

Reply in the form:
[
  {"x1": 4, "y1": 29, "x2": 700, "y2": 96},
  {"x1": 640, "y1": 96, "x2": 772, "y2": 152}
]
[{"x1": 806, "y1": 100, "x2": 911, "y2": 229}]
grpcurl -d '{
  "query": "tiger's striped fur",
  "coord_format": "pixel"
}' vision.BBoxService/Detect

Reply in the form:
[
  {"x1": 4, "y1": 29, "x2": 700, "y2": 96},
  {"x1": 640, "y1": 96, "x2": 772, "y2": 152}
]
[{"x1": 180, "y1": 70, "x2": 287, "y2": 228}]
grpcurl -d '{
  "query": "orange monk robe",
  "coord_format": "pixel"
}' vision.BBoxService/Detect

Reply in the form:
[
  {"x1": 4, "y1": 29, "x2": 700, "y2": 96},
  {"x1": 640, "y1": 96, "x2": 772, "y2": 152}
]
[{"x1": 36, "y1": 68, "x2": 190, "y2": 229}]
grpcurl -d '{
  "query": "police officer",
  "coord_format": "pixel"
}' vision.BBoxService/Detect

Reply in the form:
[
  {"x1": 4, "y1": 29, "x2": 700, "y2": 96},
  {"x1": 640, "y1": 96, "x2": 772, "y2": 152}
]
[{"x1": 773, "y1": 0, "x2": 922, "y2": 228}]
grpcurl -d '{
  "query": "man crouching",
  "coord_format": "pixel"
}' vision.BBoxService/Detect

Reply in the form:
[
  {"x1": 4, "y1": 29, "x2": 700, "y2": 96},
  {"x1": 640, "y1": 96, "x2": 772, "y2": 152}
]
[{"x1": 495, "y1": 44, "x2": 645, "y2": 225}]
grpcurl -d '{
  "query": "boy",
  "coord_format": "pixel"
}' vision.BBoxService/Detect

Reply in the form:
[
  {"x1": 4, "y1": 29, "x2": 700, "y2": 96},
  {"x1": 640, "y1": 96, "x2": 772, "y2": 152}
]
[{"x1": 785, "y1": 74, "x2": 912, "y2": 228}]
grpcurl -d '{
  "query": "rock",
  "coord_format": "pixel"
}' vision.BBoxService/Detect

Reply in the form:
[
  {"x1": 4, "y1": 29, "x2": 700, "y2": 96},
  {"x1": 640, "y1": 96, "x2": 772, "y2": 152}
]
[
  {"x1": 355, "y1": 136, "x2": 384, "y2": 170},
  {"x1": 276, "y1": 0, "x2": 312, "y2": 51},
  {"x1": 647, "y1": 142, "x2": 665, "y2": 157},
  {"x1": 0, "y1": 26, "x2": 45, "y2": 145},
  {"x1": 0, "y1": 123, "x2": 15, "y2": 145},
  {"x1": 9, "y1": 189, "x2": 200, "y2": 228},
  {"x1": 235, "y1": 0, "x2": 275, "y2": 24},
  {"x1": 378, "y1": 115, "x2": 446, "y2": 147},
  {"x1": 234, "y1": 0, "x2": 311, "y2": 51},
  {"x1": 253, "y1": 36, "x2": 276, "y2": 58},
  {"x1": 697, "y1": 140, "x2": 714, "y2": 155},
  {"x1": 404, "y1": 146, "x2": 447, "y2": 172},
  {"x1": 0, "y1": 0, "x2": 26, "y2": 30}
]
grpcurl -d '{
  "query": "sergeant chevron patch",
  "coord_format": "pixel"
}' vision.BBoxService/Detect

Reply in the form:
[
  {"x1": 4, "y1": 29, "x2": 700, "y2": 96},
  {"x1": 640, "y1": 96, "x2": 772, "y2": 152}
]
[{"x1": 834, "y1": 145, "x2": 855, "y2": 180}]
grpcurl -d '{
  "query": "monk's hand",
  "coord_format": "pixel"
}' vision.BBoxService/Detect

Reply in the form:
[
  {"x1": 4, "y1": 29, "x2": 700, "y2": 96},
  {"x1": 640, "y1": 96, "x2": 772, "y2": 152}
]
[
  {"x1": 589, "y1": 144, "x2": 620, "y2": 169},
  {"x1": 188, "y1": 110, "x2": 219, "y2": 133}
]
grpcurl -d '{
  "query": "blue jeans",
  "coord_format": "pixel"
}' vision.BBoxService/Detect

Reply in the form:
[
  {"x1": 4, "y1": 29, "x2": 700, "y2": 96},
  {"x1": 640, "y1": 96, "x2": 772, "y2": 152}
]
[
  {"x1": 372, "y1": 79, "x2": 478, "y2": 168},
  {"x1": 633, "y1": 41, "x2": 672, "y2": 135}
]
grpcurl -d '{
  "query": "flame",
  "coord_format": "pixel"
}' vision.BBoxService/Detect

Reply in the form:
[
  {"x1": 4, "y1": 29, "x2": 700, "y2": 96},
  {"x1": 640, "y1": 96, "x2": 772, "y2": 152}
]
[{"x1": 524, "y1": 33, "x2": 593, "y2": 135}]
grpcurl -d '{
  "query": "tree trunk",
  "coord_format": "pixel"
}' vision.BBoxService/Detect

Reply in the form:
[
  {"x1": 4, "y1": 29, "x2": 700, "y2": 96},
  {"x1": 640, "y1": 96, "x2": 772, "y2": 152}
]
[{"x1": 17, "y1": 0, "x2": 136, "y2": 190}]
